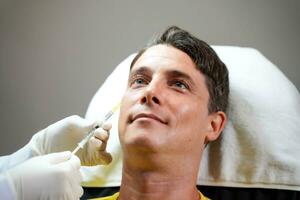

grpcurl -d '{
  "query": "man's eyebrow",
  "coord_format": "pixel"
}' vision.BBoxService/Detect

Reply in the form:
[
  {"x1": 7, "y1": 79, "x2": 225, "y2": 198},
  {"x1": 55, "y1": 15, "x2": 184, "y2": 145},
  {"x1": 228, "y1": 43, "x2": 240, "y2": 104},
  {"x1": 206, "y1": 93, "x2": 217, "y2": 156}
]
[
  {"x1": 129, "y1": 66, "x2": 151, "y2": 76},
  {"x1": 167, "y1": 70, "x2": 195, "y2": 83}
]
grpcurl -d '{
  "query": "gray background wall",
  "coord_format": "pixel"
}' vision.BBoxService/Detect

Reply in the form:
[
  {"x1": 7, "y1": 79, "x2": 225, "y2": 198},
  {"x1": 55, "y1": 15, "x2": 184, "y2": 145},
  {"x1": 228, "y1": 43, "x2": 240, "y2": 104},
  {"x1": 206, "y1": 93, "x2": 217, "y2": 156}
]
[{"x1": 0, "y1": 0, "x2": 299, "y2": 155}]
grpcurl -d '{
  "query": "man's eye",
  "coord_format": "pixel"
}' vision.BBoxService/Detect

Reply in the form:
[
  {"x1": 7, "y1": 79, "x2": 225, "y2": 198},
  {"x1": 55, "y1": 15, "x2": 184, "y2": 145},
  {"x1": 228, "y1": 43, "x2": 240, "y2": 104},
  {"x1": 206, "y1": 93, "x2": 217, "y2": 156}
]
[
  {"x1": 172, "y1": 80, "x2": 188, "y2": 90},
  {"x1": 134, "y1": 78, "x2": 147, "y2": 85},
  {"x1": 130, "y1": 77, "x2": 149, "y2": 87}
]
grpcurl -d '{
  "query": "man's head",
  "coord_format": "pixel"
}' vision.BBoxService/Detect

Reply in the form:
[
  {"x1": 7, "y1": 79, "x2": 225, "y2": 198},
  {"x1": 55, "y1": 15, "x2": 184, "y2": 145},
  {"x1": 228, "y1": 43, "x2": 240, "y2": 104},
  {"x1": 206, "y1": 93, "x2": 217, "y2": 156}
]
[
  {"x1": 118, "y1": 26, "x2": 229, "y2": 167},
  {"x1": 131, "y1": 26, "x2": 229, "y2": 114}
]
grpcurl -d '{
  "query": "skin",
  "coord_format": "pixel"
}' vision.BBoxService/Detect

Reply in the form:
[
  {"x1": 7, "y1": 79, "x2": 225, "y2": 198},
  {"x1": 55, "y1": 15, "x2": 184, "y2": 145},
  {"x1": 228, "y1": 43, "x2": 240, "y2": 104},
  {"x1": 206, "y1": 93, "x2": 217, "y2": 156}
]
[{"x1": 118, "y1": 44, "x2": 227, "y2": 200}]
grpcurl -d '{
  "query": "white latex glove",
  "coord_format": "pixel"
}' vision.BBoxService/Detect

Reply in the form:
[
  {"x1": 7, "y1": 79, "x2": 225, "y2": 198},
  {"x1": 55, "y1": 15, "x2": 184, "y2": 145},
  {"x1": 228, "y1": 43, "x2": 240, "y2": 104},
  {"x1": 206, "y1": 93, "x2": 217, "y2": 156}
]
[
  {"x1": 5, "y1": 151, "x2": 82, "y2": 200},
  {"x1": 29, "y1": 115, "x2": 112, "y2": 166}
]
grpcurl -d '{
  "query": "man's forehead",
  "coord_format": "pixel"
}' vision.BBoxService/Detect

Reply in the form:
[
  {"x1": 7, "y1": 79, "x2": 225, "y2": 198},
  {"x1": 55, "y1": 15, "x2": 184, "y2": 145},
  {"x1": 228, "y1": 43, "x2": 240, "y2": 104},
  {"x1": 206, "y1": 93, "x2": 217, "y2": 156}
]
[{"x1": 134, "y1": 44, "x2": 196, "y2": 69}]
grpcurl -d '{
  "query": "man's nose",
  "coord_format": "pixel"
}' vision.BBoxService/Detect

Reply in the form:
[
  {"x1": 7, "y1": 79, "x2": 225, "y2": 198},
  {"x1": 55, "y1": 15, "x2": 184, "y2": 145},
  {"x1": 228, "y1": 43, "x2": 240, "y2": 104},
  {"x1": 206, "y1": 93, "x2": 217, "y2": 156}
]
[{"x1": 140, "y1": 80, "x2": 162, "y2": 105}]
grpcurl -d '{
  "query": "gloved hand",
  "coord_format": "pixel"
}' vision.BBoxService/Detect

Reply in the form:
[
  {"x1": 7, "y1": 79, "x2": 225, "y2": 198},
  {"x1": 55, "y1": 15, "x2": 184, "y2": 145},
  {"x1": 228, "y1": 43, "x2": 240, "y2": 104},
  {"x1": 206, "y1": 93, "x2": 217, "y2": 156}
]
[
  {"x1": 5, "y1": 151, "x2": 83, "y2": 200},
  {"x1": 29, "y1": 115, "x2": 112, "y2": 166}
]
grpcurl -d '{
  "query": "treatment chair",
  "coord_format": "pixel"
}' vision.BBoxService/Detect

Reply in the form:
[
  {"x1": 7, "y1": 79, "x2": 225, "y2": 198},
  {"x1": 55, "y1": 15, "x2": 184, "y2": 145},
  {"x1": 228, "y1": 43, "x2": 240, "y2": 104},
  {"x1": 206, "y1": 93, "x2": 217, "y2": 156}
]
[{"x1": 81, "y1": 46, "x2": 300, "y2": 199}]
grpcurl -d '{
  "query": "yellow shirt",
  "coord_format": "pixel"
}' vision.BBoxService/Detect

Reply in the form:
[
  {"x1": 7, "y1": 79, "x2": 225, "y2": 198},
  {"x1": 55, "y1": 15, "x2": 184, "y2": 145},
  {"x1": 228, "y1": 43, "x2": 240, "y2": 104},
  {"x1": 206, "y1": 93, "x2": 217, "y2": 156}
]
[{"x1": 91, "y1": 191, "x2": 210, "y2": 200}]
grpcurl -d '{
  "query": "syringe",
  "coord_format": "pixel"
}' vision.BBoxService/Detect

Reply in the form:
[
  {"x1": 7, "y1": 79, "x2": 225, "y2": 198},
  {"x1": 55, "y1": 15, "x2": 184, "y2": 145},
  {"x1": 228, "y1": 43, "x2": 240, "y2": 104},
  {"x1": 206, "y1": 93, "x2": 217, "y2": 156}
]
[{"x1": 71, "y1": 102, "x2": 120, "y2": 155}]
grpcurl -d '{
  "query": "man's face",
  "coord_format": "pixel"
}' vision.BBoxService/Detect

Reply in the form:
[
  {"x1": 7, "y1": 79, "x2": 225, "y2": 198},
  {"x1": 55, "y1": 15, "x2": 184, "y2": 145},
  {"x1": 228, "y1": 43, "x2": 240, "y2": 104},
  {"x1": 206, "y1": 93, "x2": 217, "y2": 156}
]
[{"x1": 118, "y1": 44, "x2": 213, "y2": 155}]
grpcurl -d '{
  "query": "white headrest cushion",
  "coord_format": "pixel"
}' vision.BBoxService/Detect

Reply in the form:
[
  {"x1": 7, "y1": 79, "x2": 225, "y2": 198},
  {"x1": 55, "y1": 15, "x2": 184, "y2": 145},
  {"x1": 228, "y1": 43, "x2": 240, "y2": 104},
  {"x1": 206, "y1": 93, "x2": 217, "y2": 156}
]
[{"x1": 83, "y1": 46, "x2": 300, "y2": 190}]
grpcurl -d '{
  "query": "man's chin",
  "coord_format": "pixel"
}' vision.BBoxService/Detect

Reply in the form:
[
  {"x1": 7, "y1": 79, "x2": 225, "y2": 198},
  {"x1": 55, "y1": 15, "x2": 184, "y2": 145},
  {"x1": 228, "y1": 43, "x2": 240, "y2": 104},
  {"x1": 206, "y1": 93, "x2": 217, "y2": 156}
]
[{"x1": 123, "y1": 131, "x2": 161, "y2": 152}]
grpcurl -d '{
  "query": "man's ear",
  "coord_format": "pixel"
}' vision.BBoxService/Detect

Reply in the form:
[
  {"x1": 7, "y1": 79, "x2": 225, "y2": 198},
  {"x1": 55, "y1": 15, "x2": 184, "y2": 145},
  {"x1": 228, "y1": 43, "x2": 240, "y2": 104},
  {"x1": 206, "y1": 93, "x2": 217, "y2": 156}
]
[{"x1": 205, "y1": 111, "x2": 227, "y2": 142}]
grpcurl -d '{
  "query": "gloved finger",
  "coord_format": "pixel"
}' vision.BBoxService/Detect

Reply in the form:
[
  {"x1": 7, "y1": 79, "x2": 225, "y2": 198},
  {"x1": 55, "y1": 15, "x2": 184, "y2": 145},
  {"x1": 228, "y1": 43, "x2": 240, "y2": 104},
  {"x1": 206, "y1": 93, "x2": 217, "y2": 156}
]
[
  {"x1": 68, "y1": 155, "x2": 82, "y2": 171},
  {"x1": 51, "y1": 155, "x2": 83, "y2": 199},
  {"x1": 67, "y1": 170, "x2": 83, "y2": 199},
  {"x1": 88, "y1": 137, "x2": 112, "y2": 165},
  {"x1": 90, "y1": 136, "x2": 107, "y2": 151},
  {"x1": 45, "y1": 151, "x2": 72, "y2": 164},
  {"x1": 93, "y1": 128, "x2": 109, "y2": 141},
  {"x1": 101, "y1": 122, "x2": 112, "y2": 131},
  {"x1": 74, "y1": 185, "x2": 84, "y2": 199},
  {"x1": 59, "y1": 156, "x2": 83, "y2": 197},
  {"x1": 64, "y1": 180, "x2": 83, "y2": 200},
  {"x1": 68, "y1": 154, "x2": 82, "y2": 170},
  {"x1": 96, "y1": 151, "x2": 113, "y2": 165},
  {"x1": 55, "y1": 153, "x2": 81, "y2": 173}
]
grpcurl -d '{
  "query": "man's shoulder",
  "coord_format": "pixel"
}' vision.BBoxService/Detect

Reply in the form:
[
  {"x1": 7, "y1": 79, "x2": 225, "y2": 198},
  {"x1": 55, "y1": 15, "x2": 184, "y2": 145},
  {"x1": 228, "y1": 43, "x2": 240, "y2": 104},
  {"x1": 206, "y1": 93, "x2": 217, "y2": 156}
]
[{"x1": 199, "y1": 191, "x2": 211, "y2": 200}]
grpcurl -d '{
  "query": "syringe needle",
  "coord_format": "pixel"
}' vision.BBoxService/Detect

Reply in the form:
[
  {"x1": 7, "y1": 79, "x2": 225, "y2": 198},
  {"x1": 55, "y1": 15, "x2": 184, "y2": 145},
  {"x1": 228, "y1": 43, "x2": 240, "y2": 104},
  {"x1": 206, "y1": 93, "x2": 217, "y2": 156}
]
[
  {"x1": 71, "y1": 145, "x2": 81, "y2": 155},
  {"x1": 71, "y1": 102, "x2": 120, "y2": 155},
  {"x1": 71, "y1": 128, "x2": 95, "y2": 155}
]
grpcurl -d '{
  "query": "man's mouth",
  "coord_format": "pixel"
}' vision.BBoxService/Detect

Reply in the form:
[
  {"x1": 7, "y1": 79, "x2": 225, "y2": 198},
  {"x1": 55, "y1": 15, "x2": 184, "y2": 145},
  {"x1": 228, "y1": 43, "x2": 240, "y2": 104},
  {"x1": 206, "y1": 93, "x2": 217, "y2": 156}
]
[{"x1": 131, "y1": 113, "x2": 167, "y2": 124}]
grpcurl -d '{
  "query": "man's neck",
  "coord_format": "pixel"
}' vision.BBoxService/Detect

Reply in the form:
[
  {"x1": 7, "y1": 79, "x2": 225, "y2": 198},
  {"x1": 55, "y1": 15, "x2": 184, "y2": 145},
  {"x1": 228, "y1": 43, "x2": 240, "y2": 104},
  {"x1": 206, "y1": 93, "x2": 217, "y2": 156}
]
[{"x1": 118, "y1": 164, "x2": 200, "y2": 200}]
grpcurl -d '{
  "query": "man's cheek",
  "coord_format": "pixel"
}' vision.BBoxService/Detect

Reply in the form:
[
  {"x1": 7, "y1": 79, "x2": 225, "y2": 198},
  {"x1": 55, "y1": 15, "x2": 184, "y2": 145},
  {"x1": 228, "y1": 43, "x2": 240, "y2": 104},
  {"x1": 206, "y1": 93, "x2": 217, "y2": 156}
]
[{"x1": 175, "y1": 104, "x2": 195, "y2": 121}]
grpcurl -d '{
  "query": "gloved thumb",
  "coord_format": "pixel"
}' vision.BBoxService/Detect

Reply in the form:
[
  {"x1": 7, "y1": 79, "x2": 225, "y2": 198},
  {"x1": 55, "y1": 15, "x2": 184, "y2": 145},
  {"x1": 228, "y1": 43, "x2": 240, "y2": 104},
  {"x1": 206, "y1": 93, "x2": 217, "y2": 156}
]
[{"x1": 44, "y1": 151, "x2": 72, "y2": 164}]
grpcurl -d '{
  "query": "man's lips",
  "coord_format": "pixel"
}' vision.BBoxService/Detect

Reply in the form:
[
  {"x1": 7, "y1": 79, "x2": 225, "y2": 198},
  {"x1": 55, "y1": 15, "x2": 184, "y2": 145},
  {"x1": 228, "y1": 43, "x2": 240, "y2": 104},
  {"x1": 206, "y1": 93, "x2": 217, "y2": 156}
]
[{"x1": 131, "y1": 113, "x2": 167, "y2": 124}]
